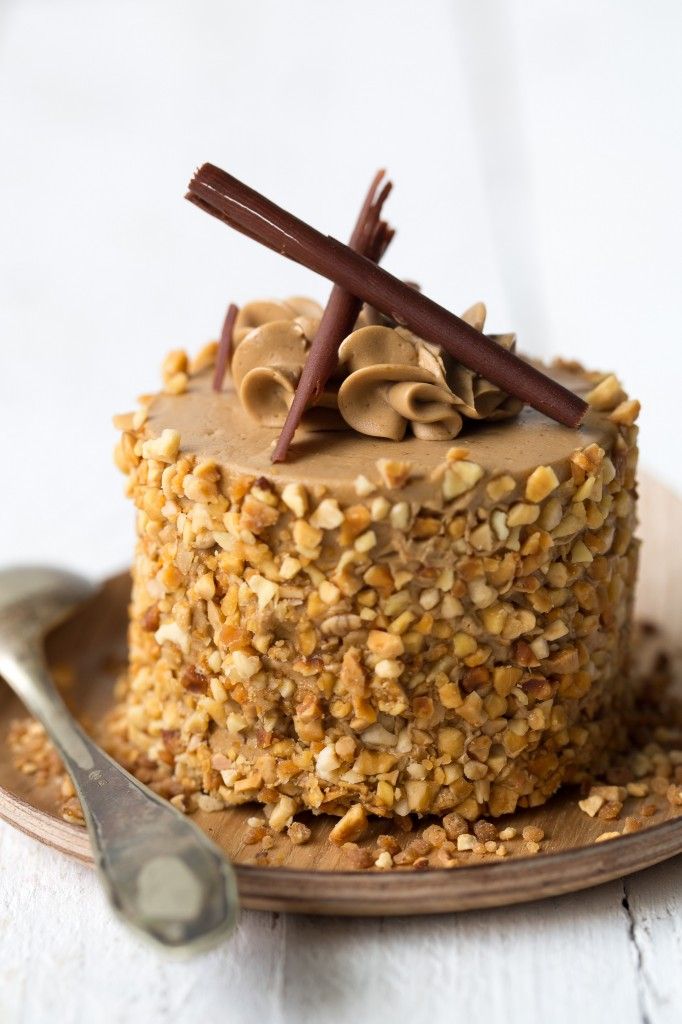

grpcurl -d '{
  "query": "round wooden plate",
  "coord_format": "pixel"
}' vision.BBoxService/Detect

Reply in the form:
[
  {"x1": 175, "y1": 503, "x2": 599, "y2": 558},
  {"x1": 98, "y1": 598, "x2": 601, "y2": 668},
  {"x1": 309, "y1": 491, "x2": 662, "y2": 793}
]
[{"x1": 1, "y1": 475, "x2": 680, "y2": 916}]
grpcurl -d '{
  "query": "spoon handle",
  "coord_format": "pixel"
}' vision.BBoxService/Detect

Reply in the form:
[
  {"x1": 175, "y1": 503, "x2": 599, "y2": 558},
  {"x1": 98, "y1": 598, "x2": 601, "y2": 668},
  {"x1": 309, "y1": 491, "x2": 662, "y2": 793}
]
[{"x1": 0, "y1": 642, "x2": 238, "y2": 953}]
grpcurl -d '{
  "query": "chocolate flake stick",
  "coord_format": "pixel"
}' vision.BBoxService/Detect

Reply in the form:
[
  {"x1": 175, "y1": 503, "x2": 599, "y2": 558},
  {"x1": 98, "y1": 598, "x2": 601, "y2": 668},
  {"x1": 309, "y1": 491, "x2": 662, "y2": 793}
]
[
  {"x1": 213, "y1": 302, "x2": 239, "y2": 392},
  {"x1": 186, "y1": 164, "x2": 588, "y2": 429},
  {"x1": 272, "y1": 170, "x2": 394, "y2": 463}
]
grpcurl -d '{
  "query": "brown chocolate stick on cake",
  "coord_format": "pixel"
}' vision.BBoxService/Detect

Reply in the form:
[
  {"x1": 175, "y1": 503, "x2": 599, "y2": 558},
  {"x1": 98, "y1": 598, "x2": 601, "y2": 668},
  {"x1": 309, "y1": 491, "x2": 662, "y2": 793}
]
[
  {"x1": 272, "y1": 169, "x2": 395, "y2": 463},
  {"x1": 185, "y1": 163, "x2": 588, "y2": 430},
  {"x1": 213, "y1": 302, "x2": 239, "y2": 392}
]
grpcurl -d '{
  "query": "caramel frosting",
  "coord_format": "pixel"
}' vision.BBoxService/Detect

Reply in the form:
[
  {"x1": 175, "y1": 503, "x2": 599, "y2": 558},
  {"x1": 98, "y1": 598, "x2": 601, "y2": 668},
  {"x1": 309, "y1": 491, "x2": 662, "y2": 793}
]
[
  {"x1": 228, "y1": 295, "x2": 523, "y2": 442},
  {"x1": 231, "y1": 305, "x2": 343, "y2": 431},
  {"x1": 337, "y1": 326, "x2": 463, "y2": 441},
  {"x1": 147, "y1": 361, "x2": 618, "y2": 505},
  {"x1": 447, "y1": 303, "x2": 523, "y2": 421},
  {"x1": 233, "y1": 297, "x2": 323, "y2": 349}
]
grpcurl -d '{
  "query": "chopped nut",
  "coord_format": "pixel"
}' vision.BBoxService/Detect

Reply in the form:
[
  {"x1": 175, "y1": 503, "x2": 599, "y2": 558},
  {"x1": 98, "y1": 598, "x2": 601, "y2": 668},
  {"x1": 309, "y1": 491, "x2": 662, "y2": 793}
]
[
  {"x1": 287, "y1": 821, "x2": 312, "y2": 845},
  {"x1": 280, "y1": 556, "x2": 302, "y2": 580},
  {"x1": 486, "y1": 475, "x2": 516, "y2": 501},
  {"x1": 507, "y1": 502, "x2": 540, "y2": 527},
  {"x1": 244, "y1": 824, "x2": 268, "y2": 845},
  {"x1": 595, "y1": 831, "x2": 621, "y2": 843},
  {"x1": 597, "y1": 800, "x2": 623, "y2": 821},
  {"x1": 282, "y1": 482, "x2": 308, "y2": 518},
  {"x1": 374, "y1": 850, "x2": 393, "y2": 870},
  {"x1": 525, "y1": 465, "x2": 560, "y2": 503},
  {"x1": 579, "y1": 794, "x2": 605, "y2": 817},
  {"x1": 311, "y1": 498, "x2": 344, "y2": 530},
  {"x1": 142, "y1": 429, "x2": 181, "y2": 464},
  {"x1": 354, "y1": 474, "x2": 376, "y2": 497},
  {"x1": 342, "y1": 842, "x2": 374, "y2": 869},
  {"x1": 368, "y1": 630, "x2": 404, "y2": 658},
  {"x1": 164, "y1": 371, "x2": 188, "y2": 395},
  {"x1": 376, "y1": 834, "x2": 401, "y2": 855},
  {"x1": 609, "y1": 399, "x2": 640, "y2": 425},
  {"x1": 474, "y1": 820, "x2": 498, "y2": 843},
  {"x1": 443, "y1": 812, "x2": 468, "y2": 841},
  {"x1": 269, "y1": 795, "x2": 298, "y2": 832},
  {"x1": 422, "y1": 824, "x2": 447, "y2": 848},
  {"x1": 376, "y1": 458, "x2": 412, "y2": 489},
  {"x1": 585, "y1": 374, "x2": 627, "y2": 411},
  {"x1": 247, "y1": 574, "x2": 279, "y2": 609},
  {"x1": 355, "y1": 529, "x2": 377, "y2": 553},
  {"x1": 330, "y1": 804, "x2": 368, "y2": 845},
  {"x1": 442, "y1": 461, "x2": 484, "y2": 499}
]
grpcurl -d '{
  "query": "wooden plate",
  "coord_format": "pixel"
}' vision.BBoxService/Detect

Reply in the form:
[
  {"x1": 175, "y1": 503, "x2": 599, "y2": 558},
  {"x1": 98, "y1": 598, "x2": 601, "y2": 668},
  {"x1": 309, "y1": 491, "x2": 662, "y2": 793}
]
[{"x1": 1, "y1": 475, "x2": 681, "y2": 916}]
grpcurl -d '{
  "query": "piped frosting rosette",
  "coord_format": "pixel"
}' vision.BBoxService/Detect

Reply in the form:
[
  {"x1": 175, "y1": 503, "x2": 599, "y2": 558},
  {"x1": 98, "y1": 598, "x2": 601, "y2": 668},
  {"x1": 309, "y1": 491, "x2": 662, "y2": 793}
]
[
  {"x1": 230, "y1": 298, "x2": 345, "y2": 430},
  {"x1": 230, "y1": 297, "x2": 522, "y2": 439},
  {"x1": 337, "y1": 303, "x2": 523, "y2": 440}
]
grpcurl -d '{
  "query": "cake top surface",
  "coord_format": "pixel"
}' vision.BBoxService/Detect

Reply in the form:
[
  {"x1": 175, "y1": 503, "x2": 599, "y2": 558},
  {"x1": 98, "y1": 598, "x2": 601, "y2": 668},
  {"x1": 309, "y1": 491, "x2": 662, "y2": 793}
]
[{"x1": 147, "y1": 360, "x2": 620, "y2": 502}]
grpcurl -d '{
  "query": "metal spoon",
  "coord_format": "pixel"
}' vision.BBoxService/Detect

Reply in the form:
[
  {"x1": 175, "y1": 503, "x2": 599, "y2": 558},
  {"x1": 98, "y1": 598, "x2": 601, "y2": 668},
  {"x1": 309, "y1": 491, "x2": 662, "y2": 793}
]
[{"x1": 0, "y1": 566, "x2": 238, "y2": 953}]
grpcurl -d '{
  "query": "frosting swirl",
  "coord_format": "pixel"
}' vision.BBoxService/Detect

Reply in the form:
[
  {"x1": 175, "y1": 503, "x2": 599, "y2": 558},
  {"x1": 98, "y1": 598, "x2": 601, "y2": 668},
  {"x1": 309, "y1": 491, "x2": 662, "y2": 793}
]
[
  {"x1": 227, "y1": 296, "x2": 522, "y2": 439},
  {"x1": 445, "y1": 303, "x2": 523, "y2": 421},
  {"x1": 337, "y1": 326, "x2": 463, "y2": 440},
  {"x1": 231, "y1": 307, "x2": 343, "y2": 430}
]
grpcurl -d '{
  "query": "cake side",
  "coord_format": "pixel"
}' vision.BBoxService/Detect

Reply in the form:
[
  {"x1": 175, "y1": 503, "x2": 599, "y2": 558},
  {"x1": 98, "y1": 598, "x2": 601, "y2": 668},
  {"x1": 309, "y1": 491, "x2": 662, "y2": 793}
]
[{"x1": 112, "y1": 354, "x2": 640, "y2": 830}]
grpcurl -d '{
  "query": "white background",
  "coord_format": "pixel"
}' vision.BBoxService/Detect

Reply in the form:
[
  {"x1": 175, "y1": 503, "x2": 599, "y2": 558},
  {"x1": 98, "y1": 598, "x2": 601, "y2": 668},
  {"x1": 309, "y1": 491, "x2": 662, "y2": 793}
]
[{"x1": 0, "y1": 2, "x2": 681, "y2": 1022}]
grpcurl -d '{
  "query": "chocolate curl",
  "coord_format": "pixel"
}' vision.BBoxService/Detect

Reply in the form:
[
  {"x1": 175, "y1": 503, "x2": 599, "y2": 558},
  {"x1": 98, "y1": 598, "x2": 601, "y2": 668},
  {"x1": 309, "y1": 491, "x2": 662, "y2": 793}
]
[
  {"x1": 213, "y1": 302, "x2": 238, "y2": 392},
  {"x1": 186, "y1": 164, "x2": 588, "y2": 429},
  {"x1": 272, "y1": 170, "x2": 394, "y2": 463}
]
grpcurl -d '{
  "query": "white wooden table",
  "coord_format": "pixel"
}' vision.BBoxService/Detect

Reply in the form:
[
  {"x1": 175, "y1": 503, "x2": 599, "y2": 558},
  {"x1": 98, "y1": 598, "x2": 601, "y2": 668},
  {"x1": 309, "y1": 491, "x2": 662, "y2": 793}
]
[
  {"x1": 1, "y1": 2, "x2": 681, "y2": 1021},
  {"x1": 2, "y1": 821, "x2": 681, "y2": 1024}
]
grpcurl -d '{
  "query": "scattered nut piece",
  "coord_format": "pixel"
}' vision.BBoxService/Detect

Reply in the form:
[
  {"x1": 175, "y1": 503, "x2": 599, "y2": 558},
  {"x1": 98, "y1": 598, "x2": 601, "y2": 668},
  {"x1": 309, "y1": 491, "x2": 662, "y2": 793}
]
[
  {"x1": 342, "y1": 843, "x2": 374, "y2": 869},
  {"x1": 578, "y1": 794, "x2": 605, "y2": 817},
  {"x1": 287, "y1": 821, "x2": 312, "y2": 845},
  {"x1": 595, "y1": 831, "x2": 621, "y2": 843},
  {"x1": 330, "y1": 804, "x2": 368, "y2": 845}
]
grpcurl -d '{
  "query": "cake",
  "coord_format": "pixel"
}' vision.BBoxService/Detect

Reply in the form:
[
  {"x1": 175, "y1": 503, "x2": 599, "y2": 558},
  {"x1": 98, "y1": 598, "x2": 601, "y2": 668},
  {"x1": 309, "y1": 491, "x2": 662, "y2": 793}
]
[{"x1": 113, "y1": 293, "x2": 640, "y2": 836}]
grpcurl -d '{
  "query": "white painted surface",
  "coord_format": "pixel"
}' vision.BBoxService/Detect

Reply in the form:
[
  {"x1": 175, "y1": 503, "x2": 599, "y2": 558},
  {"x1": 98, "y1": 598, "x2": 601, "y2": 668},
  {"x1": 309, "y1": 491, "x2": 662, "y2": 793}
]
[{"x1": 0, "y1": 2, "x2": 680, "y2": 1022}]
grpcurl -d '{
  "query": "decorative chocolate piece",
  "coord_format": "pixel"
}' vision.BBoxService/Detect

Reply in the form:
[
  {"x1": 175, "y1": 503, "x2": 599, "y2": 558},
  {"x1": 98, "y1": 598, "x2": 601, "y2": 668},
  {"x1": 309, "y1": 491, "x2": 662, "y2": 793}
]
[
  {"x1": 271, "y1": 170, "x2": 394, "y2": 463},
  {"x1": 212, "y1": 302, "x2": 238, "y2": 392},
  {"x1": 186, "y1": 163, "x2": 588, "y2": 429}
]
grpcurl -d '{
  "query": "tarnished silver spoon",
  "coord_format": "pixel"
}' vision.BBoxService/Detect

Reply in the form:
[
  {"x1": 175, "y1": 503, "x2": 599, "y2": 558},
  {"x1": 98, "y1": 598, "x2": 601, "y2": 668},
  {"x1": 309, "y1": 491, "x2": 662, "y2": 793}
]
[{"x1": 0, "y1": 566, "x2": 238, "y2": 953}]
